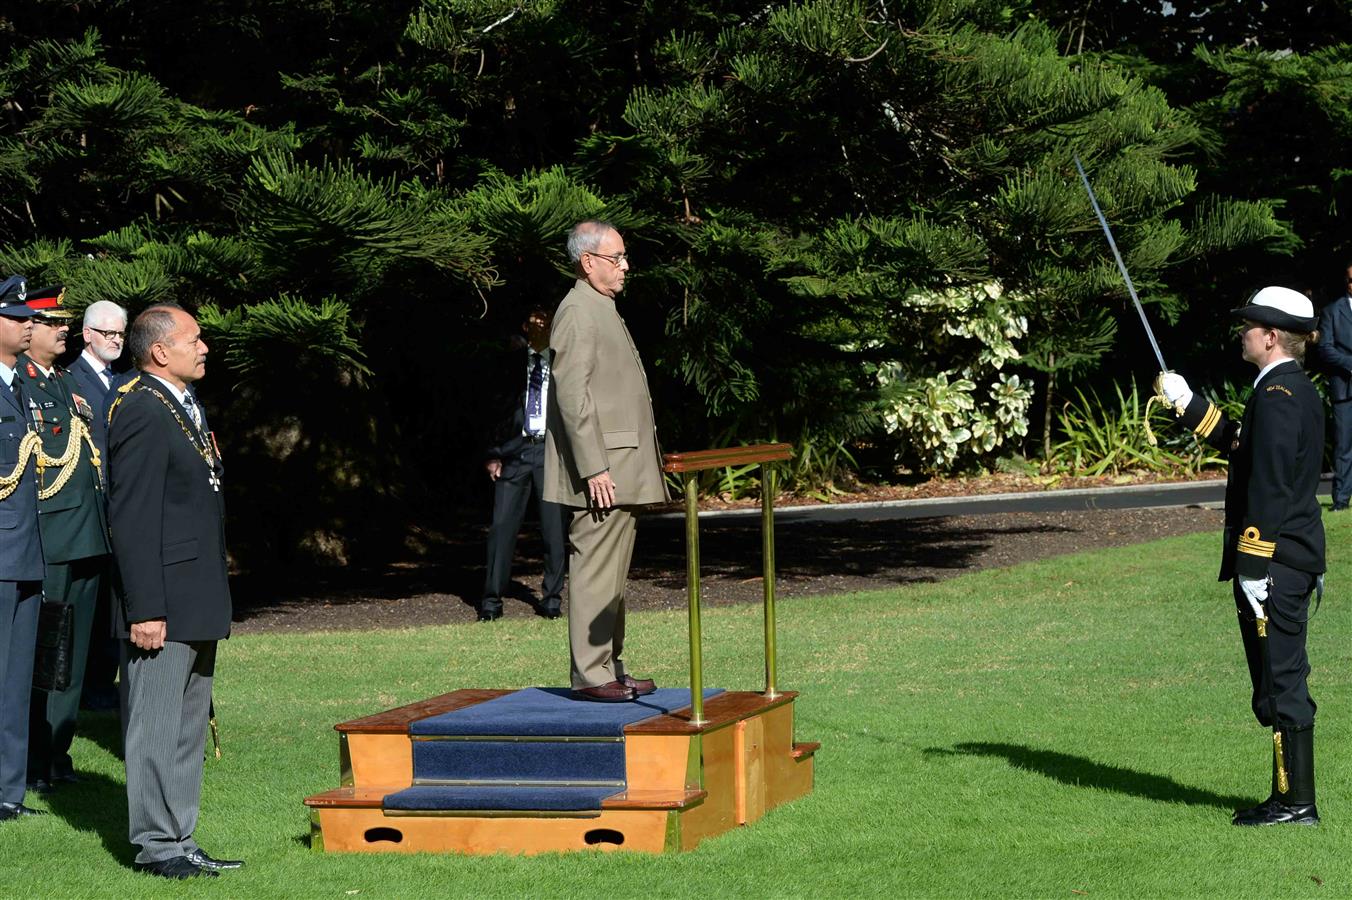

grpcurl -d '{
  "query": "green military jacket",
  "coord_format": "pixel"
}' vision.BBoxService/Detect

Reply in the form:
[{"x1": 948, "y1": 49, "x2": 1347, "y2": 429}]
[{"x1": 17, "y1": 354, "x2": 111, "y2": 564}]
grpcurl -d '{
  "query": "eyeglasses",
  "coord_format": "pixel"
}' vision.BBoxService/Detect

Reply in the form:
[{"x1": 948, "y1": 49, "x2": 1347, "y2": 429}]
[
  {"x1": 89, "y1": 327, "x2": 126, "y2": 340},
  {"x1": 585, "y1": 251, "x2": 628, "y2": 266}
]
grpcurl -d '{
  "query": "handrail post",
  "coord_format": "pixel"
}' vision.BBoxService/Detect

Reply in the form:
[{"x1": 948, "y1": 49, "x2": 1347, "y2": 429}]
[
  {"x1": 761, "y1": 462, "x2": 779, "y2": 698},
  {"x1": 663, "y1": 443, "x2": 791, "y2": 722},
  {"x1": 684, "y1": 470, "x2": 706, "y2": 725}
]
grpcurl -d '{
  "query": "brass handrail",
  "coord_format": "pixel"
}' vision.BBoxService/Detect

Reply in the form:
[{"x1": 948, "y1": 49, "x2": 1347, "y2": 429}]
[{"x1": 662, "y1": 443, "x2": 793, "y2": 724}]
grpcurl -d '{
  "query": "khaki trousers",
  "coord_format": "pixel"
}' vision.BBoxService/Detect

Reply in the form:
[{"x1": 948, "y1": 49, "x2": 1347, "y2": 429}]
[{"x1": 567, "y1": 505, "x2": 638, "y2": 689}]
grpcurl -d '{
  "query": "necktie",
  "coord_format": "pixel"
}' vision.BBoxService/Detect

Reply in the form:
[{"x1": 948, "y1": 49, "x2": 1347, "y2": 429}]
[
  {"x1": 184, "y1": 393, "x2": 202, "y2": 431},
  {"x1": 101, "y1": 367, "x2": 113, "y2": 388},
  {"x1": 527, "y1": 353, "x2": 544, "y2": 420}
]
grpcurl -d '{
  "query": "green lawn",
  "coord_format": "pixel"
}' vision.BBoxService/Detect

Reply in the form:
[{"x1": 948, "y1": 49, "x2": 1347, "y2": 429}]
[{"x1": 1, "y1": 514, "x2": 1348, "y2": 898}]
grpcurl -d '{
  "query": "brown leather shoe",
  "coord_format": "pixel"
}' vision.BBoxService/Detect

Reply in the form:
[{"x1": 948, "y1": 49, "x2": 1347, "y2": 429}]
[
  {"x1": 570, "y1": 681, "x2": 636, "y2": 703},
  {"x1": 622, "y1": 674, "x2": 657, "y2": 696}
]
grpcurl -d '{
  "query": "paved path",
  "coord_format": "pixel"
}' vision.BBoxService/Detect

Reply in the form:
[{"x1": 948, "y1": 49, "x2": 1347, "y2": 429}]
[{"x1": 654, "y1": 475, "x2": 1335, "y2": 524}]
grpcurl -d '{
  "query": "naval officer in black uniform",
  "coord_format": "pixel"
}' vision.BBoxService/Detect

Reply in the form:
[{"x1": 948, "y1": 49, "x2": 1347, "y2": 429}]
[
  {"x1": 17, "y1": 286, "x2": 110, "y2": 792},
  {"x1": 1158, "y1": 286, "x2": 1325, "y2": 826}
]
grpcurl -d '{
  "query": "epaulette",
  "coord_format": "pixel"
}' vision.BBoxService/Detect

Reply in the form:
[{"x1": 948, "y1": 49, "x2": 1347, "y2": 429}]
[{"x1": 106, "y1": 375, "x2": 143, "y2": 428}]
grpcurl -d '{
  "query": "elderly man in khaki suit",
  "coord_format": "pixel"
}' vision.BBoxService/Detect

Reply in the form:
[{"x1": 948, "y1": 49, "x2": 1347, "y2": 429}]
[{"x1": 544, "y1": 220, "x2": 669, "y2": 702}]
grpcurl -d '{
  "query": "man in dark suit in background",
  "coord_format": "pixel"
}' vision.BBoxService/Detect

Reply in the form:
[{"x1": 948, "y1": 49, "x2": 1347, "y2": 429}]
[
  {"x1": 17, "y1": 287, "x2": 110, "y2": 793},
  {"x1": 0, "y1": 275, "x2": 46, "y2": 822},
  {"x1": 1314, "y1": 261, "x2": 1352, "y2": 510},
  {"x1": 109, "y1": 303, "x2": 238, "y2": 878},
  {"x1": 66, "y1": 299, "x2": 129, "y2": 463},
  {"x1": 480, "y1": 306, "x2": 568, "y2": 621},
  {"x1": 64, "y1": 299, "x2": 128, "y2": 713}
]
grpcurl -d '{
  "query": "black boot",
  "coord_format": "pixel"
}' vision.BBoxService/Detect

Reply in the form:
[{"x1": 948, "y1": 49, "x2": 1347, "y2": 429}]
[{"x1": 1234, "y1": 725, "x2": 1318, "y2": 826}]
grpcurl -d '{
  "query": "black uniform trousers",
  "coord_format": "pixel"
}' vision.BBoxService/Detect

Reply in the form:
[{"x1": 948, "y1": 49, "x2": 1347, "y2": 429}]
[
  {"x1": 482, "y1": 440, "x2": 567, "y2": 614},
  {"x1": 1233, "y1": 561, "x2": 1317, "y2": 729}
]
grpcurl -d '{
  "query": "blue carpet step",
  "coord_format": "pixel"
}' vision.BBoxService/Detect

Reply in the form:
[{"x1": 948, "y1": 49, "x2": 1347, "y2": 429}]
[
  {"x1": 385, "y1": 687, "x2": 723, "y2": 813},
  {"x1": 384, "y1": 785, "x2": 621, "y2": 813}
]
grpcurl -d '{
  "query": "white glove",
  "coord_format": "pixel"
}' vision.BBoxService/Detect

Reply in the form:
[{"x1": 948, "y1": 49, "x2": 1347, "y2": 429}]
[
  {"x1": 1239, "y1": 575, "x2": 1269, "y2": 620},
  {"x1": 1158, "y1": 372, "x2": 1193, "y2": 409}
]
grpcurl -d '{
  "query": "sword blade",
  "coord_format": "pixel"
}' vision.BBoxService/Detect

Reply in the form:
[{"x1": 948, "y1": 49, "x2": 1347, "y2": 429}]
[{"x1": 1073, "y1": 155, "x2": 1168, "y2": 372}]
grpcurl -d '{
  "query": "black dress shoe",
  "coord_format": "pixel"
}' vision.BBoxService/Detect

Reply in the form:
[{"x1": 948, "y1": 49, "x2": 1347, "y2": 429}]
[
  {"x1": 25, "y1": 777, "x2": 53, "y2": 795},
  {"x1": 1233, "y1": 799, "x2": 1319, "y2": 826},
  {"x1": 538, "y1": 603, "x2": 562, "y2": 620},
  {"x1": 0, "y1": 802, "x2": 46, "y2": 821},
  {"x1": 50, "y1": 771, "x2": 81, "y2": 785},
  {"x1": 622, "y1": 674, "x2": 657, "y2": 696},
  {"x1": 570, "y1": 681, "x2": 636, "y2": 703},
  {"x1": 134, "y1": 857, "x2": 217, "y2": 879},
  {"x1": 186, "y1": 848, "x2": 245, "y2": 870},
  {"x1": 477, "y1": 608, "x2": 502, "y2": 622}
]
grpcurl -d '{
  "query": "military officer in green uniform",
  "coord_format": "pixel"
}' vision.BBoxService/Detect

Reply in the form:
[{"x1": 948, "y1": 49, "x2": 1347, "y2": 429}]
[{"x1": 17, "y1": 286, "x2": 110, "y2": 791}]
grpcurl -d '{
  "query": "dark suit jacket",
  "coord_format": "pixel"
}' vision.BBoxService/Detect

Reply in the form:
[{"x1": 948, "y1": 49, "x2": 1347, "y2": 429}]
[
  {"x1": 484, "y1": 346, "x2": 549, "y2": 465},
  {"x1": 0, "y1": 372, "x2": 44, "y2": 582},
  {"x1": 17, "y1": 354, "x2": 110, "y2": 563},
  {"x1": 66, "y1": 352, "x2": 118, "y2": 460},
  {"x1": 1314, "y1": 296, "x2": 1352, "y2": 401},
  {"x1": 108, "y1": 375, "x2": 231, "y2": 641}
]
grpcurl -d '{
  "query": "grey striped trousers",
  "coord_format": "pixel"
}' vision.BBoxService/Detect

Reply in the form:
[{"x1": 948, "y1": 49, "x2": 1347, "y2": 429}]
[{"x1": 124, "y1": 640, "x2": 216, "y2": 864}]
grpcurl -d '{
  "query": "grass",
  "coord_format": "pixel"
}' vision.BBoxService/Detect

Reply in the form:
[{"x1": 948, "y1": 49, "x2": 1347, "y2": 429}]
[{"x1": 2, "y1": 514, "x2": 1350, "y2": 898}]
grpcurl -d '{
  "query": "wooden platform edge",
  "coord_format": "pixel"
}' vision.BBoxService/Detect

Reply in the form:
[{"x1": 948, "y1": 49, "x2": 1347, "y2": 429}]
[
  {"x1": 335, "y1": 690, "x2": 512, "y2": 734},
  {"x1": 625, "y1": 690, "x2": 799, "y2": 735},
  {"x1": 304, "y1": 786, "x2": 708, "y2": 813},
  {"x1": 790, "y1": 741, "x2": 820, "y2": 760}
]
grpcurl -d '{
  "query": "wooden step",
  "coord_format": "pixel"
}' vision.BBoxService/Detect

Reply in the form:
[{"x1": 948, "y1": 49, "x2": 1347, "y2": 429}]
[{"x1": 791, "y1": 741, "x2": 821, "y2": 760}]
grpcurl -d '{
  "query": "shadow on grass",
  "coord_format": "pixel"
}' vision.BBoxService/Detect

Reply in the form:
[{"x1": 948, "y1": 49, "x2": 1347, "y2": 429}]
[
  {"x1": 927, "y1": 742, "x2": 1253, "y2": 809},
  {"x1": 40, "y1": 768, "x2": 135, "y2": 865},
  {"x1": 78, "y1": 707, "x2": 124, "y2": 764}
]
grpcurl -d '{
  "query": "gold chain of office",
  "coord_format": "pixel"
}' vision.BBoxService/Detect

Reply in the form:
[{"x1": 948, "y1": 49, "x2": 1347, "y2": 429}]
[{"x1": 136, "y1": 383, "x2": 218, "y2": 473}]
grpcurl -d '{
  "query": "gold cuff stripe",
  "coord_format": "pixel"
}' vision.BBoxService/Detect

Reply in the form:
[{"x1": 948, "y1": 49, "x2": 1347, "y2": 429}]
[
  {"x1": 1194, "y1": 403, "x2": 1221, "y2": 439},
  {"x1": 1238, "y1": 526, "x2": 1276, "y2": 559}
]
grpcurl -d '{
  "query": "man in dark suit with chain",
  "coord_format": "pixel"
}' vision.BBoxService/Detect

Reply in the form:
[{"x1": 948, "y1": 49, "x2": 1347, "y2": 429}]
[
  {"x1": 17, "y1": 287, "x2": 110, "y2": 793},
  {"x1": 0, "y1": 275, "x2": 46, "y2": 823},
  {"x1": 108, "y1": 303, "x2": 238, "y2": 878},
  {"x1": 1313, "y1": 262, "x2": 1352, "y2": 510},
  {"x1": 480, "y1": 306, "x2": 568, "y2": 621}
]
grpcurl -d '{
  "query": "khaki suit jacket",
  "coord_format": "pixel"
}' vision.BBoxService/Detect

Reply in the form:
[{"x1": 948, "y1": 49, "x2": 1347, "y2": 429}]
[{"x1": 544, "y1": 279, "x2": 669, "y2": 508}]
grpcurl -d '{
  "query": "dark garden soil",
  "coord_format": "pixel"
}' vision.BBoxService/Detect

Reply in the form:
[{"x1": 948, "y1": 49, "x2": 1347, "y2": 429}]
[{"x1": 230, "y1": 499, "x2": 1226, "y2": 635}]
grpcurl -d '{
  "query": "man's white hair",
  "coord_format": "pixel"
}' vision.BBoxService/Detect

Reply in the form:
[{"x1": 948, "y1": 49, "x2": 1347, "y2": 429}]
[
  {"x1": 83, "y1": 299, "x2": 128, "y2": 329},
  {"x1": 566, "y1": 220, "x2": 617, "y2": 264}
]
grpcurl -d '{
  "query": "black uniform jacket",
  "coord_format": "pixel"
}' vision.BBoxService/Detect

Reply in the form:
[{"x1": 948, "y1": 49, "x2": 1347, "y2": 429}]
[
  {"x1": 1176, "y1": 359, "x2": 1325, "y2": 580},
  {"x1": 17, "y1": 355, "x2": 110, "y2": 564},
  {"x1": 107, "y1": 376, "x2": 231, "y2": 641}
]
